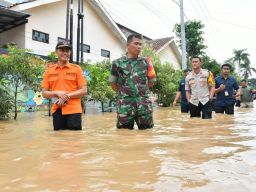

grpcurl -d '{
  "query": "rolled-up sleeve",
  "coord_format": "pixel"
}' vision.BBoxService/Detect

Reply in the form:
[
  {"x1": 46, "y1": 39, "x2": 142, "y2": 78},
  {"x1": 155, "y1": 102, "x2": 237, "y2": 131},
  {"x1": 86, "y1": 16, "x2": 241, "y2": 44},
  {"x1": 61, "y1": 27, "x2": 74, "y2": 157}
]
[
  {"x1": 185, "y1": 77, "x2": 190, "y2": 91},
  {"x1": 77, "y1": 66, "x2": 87, "y2": 87},
  {"x1": 41, "y1": 71, "x2": 49, "y2": 89}
]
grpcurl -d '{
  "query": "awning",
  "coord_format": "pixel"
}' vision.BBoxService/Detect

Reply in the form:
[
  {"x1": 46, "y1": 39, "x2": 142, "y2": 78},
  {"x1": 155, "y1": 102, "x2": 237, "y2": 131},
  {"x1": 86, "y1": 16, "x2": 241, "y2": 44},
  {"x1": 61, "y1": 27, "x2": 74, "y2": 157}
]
[{"x1": 0, "y1": 7, "x2": 30, "y2": 33}]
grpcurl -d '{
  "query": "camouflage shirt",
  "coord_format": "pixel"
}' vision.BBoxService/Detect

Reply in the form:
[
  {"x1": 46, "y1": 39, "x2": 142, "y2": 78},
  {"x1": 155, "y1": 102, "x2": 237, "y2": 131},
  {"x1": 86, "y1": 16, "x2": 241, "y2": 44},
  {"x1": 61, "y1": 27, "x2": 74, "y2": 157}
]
[{"x1": 109, "y1": 55, "x2": 156, "y2": 99}]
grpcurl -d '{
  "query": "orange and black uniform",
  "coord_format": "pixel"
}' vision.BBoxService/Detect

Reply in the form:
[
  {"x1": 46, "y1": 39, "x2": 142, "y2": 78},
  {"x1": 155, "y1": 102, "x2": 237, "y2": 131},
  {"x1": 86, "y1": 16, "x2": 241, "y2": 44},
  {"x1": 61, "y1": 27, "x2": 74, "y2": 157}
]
[{"x1": 42, "y1": 63, "x2": 86, "y2": 130}]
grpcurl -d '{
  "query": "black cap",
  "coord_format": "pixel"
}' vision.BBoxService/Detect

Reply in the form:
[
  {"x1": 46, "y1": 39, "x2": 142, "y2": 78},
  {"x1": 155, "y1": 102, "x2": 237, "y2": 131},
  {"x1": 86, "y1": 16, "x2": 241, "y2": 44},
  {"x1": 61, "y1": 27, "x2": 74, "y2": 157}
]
[{"x1": 55, "y1": 41, "x2": 71, "y2": 50}]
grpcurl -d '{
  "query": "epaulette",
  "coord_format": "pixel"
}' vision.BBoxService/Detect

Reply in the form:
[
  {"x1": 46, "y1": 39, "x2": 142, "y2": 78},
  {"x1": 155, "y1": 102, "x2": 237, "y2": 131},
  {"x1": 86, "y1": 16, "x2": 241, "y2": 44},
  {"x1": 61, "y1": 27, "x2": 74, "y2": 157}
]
[
  {"x1": 202, "y1": 68, "x2": 209, "y2": 73},
  {"x1": 70, "y1": 63, "x2": 80, "y2": 68},
  {"x1": 46, "y1": 63, "x2": 57, "y2": 69}
]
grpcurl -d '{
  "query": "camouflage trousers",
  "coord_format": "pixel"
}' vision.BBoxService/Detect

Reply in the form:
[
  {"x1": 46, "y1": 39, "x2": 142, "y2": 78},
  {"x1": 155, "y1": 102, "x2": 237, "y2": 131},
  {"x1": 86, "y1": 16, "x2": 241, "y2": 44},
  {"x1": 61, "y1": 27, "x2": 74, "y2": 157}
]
[{"x1": 116, "y1": 97, "x2": 154, "y2": 130}]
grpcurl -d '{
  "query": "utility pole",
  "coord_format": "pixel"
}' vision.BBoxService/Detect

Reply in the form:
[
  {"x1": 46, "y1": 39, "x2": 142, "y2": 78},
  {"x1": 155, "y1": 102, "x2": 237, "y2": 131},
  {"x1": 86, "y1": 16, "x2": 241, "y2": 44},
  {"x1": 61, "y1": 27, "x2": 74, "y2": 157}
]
[
  {"x1": 76, "y1": 0, "x2": 81, "y2": 64},
  {"x1": 69, "y1": 0, "x2": 74, "y2": 62},
  {"x1": 180, "y1": 0, "x2": 187, "y2": 69},
  {"x1": 76, "y1": 0, "x2": 85, "y2": 64},
  {"x1": 80, "y1": 0, "x2": 84, "y2": 64},
  {"x1": 65, "y1": 0, "x2": 70, "y2": 41}
]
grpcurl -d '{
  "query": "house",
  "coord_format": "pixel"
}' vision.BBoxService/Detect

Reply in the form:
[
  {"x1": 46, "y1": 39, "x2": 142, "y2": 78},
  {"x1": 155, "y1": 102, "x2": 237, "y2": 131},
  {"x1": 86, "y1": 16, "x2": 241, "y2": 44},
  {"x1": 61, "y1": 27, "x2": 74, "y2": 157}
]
[
  {"x1": 0, "y1": 0, "x2": 181, "y2": 69},
  {"x1": 117, "y1": 23, "x2": 181, "y2": 69},
  {"x1": 1, "y1": 0, "x2": 127, "y2": 62}
]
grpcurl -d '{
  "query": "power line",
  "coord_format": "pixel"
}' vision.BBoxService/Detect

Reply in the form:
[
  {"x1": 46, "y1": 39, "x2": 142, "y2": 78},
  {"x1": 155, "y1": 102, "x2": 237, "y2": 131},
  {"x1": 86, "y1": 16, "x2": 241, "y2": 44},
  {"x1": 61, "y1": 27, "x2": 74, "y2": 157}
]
[
  {"x1": 100, "y1": 0, "x2": 159, "y2": 38},
  {"x1": 139, "y1": 0, "x2": 179, "y2": 28},
  {"x1": 170, "y1": 0, "x2": 189, "y2": 20},
  {"x1": 188, "y1": 0, "x2": 223, "y2": 51},
  {"x1": 197, "y1": 0, "x2": 225, "y2": 43}
]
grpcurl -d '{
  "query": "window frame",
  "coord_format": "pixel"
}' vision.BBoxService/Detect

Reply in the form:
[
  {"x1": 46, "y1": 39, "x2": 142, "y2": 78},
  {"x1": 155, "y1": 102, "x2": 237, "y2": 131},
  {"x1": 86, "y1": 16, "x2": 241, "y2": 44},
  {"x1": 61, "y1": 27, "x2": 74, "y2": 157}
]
[
  {"x1": 32, "y1": 29, "x2": 49, "y2": 44},
  {"x1": 101, "y1": 49, "x2": 110, "y2": 58}
]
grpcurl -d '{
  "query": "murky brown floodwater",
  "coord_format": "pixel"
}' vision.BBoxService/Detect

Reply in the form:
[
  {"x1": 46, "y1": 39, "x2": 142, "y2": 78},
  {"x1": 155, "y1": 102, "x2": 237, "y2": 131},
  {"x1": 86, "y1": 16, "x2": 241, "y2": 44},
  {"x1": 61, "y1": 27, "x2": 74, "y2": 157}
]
[{"x1": 1, "y1": 104, "x2": 256, "y2": 192}]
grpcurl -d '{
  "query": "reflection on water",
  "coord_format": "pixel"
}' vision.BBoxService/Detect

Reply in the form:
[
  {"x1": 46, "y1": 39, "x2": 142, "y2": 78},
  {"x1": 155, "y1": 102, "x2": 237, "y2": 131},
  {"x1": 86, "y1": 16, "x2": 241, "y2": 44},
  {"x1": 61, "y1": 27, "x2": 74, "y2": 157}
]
[{"x1": 0, "y1": 105, "x2": 256, "y2": 191}]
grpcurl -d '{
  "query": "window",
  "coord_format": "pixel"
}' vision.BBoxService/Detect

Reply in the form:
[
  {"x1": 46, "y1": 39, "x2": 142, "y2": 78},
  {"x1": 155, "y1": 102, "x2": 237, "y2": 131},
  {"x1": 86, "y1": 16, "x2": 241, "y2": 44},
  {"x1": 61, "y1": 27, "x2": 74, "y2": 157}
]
[
  {"x1": 32, "y1": 30, "x2": 49, "y2": 43},
  {"x1": 57, "y1": 37, "x2": 70, "y2": 44},
  {"x1": 80, "y1": 44, "x2": 90, "y2": 53},
  {"x1": 101, "y1": 49, "x2": 110, "y2": 58}
]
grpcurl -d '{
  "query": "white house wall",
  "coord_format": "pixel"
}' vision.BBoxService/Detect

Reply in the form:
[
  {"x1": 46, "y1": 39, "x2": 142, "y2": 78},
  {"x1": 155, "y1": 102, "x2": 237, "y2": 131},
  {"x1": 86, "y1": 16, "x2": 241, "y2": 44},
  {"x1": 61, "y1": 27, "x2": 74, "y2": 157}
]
[
  {"x1": 9, "y1": 0, "x2": 125, "y2": 62},
  {"x1": 0, "y1": 25, "x2": 25, "y2": 48},
  {"x1": 84, "y1": 1, "x2": 125, "y2": 61},
  {"x1": 158, "y1": 46, "x2": 181, "y2": 69}
]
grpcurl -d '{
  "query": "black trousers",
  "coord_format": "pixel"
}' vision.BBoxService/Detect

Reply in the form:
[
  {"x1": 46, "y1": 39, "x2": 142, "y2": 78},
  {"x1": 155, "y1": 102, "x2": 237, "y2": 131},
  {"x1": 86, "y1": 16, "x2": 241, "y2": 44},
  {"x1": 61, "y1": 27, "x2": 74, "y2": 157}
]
[
  {"x1": 52, "y1": 108, "x2": 82, "y2": 131},
  {"x1": 181, "y1": 102, "x2": 189, "y2": 113},
  {"x1": 189, "y1": 101, "x2": 212, "y2": 119},
  {"x1": 215, "y1": 104, "x2": 235, "y2": 114}
]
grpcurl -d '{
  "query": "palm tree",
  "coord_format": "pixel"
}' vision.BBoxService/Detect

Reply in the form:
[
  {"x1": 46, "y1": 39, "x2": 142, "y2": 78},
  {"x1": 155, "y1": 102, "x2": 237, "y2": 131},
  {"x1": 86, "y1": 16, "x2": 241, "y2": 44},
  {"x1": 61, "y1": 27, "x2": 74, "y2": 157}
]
[
  {"x1": 232, "y1": 49, "x2": 250, "y2": 76},
  {"x1": 240, "y1": 60, "x2": 256, "y2": 79}
]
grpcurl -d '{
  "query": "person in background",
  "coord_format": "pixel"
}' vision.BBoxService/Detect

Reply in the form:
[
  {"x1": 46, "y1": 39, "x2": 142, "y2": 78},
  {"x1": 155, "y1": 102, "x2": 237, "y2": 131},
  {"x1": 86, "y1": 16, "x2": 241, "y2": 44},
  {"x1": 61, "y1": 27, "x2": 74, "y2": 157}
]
[
  {"x1": 238, "y1": 79, "x2": 256, "y2": 108},
  {"x1": 214, "y1": 64, "x2": 239, "y2": 114},
  {"x1": 173, "y1": 69, "x2": 190, "y2": 113},
  {"x1": 185, "y1": 56, "x2": 215, "y2": 119}
]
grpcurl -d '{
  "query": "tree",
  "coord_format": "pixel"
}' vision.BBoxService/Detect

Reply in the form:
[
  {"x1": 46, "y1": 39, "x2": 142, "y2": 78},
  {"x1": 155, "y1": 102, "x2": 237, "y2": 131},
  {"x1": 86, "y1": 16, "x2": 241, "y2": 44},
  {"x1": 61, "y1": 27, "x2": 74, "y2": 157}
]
[
  {"x1": 201, "y1": 55, "x2": 221, "y2": 77},
  {"x1": 232, "y1": 49, "x2": 250, "y2": 76},
  {"x1": 0, "y1": 56, "x2": 13, "y2": 119},
  {"x1": 141, "y1": 43, "x2": 182, "y2": 107},
  {"x1": 84, "y1": 60, "x2": 116, "y2": 112},
  {"x1": 173, "y1": 20, "x2": 207, "y2": 64},
  {"x1": 0, "y1": 78, "x2": 13, "y2": 119},
  {"x1": 47, "y1": 51, "x2": 58, "y2": 63},
  {"x1": 2, "y1": 46, "x2": 45, "y2": 119},
  {"x1": 241, "y1": 62, "x2": 256, "y2": 80},
  {"x1": 155, "y1": 63, "x2": 182, "y2": 107}
]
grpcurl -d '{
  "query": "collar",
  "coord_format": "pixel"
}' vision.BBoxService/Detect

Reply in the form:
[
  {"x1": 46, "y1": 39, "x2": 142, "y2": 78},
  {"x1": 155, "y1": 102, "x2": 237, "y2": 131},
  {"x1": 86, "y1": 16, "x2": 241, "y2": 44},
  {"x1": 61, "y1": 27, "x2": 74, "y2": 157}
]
[
  {"x1": 55, "y1": 62, "x2": 71, "y2": 69},
  {"x1": 221, "y1": 75, "x2": 230, "y2": 80},
  {"x1": 124, "y1": 54, "x2": 143, "y2": 61},
  {"x1": 192, "y1": 69, "x2": 202, "y2": 76}
]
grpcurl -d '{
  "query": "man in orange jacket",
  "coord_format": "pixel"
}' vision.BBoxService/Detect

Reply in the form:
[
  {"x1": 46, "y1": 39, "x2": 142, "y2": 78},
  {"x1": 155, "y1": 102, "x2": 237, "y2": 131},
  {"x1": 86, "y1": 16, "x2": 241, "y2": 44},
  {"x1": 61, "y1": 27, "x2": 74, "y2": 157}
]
[{"x1": 42, "y1": 41, "x2": 87, "y2": 130}]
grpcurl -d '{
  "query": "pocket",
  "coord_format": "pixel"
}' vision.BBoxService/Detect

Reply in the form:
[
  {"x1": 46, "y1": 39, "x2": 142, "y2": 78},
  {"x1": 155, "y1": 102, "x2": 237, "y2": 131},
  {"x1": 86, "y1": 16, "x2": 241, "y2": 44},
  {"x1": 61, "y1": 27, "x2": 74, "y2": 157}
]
[
  {"x1": 200, "y1": 77, "x2": 207, "y2": 87},
  {"x1": 189, "y1": 79, "x2": 195, "y2": 88},
  {"x1": 49, "y1": 73, "x2": 59, "y2": 81},
  {"x1": 117, "y1": 99, "x2": 134, "y2": 116},
  {"x1": 65, "y1": 74, "x2": 76, "y2": 81},
  {"x1": 138, "y1": 99, "x2": 153, "y2": 115}
]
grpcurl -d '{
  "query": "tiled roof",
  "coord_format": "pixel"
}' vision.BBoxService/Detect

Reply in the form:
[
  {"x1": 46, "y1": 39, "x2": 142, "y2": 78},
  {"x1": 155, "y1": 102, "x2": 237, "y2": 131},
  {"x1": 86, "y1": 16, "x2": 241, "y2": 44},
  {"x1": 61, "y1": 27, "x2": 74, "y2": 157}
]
[{"x1": 146, "y1": 37, "x2": 173, "y2": 51}]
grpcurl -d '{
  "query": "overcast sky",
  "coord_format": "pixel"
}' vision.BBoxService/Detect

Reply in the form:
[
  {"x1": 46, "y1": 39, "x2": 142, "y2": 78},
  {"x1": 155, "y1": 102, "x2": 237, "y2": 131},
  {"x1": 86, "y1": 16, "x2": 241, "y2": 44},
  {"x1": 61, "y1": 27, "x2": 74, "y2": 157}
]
[
  {"x1": 98, "y1": 0, "x2": 256, "y2": 69},
  {"x1": 7, "y1": 0, "x2": 256, "y2": 70}
]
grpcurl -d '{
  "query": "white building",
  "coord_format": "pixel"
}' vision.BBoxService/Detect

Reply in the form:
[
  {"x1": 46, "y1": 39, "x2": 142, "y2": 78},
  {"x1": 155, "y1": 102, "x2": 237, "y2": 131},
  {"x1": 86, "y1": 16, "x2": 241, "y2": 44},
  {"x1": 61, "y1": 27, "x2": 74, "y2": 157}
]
[{"x1": 0, "y1": 0, "x2": 181, "y2": 68}]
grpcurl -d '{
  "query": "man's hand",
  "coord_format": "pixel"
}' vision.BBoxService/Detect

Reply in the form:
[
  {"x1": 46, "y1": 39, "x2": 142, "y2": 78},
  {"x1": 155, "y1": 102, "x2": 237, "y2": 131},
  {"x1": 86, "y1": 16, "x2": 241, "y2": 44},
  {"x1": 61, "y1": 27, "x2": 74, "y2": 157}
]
[
  {"x1": 219, "y1": 84, "x2": 225, "y2": 91},
  {"x1": 54, "y1": 91, "x2": 68, "y2": 98},
  {"x1": 173, "y1": 100, "x2": 177, "y2": 107},
  {"x1": 56, "y1": 94, "x2": 70, "y2": 107}
]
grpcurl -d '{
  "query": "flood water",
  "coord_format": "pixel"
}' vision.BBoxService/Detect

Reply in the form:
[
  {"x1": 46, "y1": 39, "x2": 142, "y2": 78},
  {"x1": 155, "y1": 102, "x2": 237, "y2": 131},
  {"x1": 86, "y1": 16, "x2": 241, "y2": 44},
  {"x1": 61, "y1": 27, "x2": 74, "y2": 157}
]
[{"x1": 0, "y1": 105, "x2": 256, "y2": 192}]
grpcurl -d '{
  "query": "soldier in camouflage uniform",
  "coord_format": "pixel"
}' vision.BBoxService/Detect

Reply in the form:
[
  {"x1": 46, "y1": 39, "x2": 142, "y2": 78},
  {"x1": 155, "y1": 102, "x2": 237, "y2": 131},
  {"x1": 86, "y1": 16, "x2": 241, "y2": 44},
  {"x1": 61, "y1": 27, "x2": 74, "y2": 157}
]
[{"x1": 109, "y1": 34, "x2": 156, "y2": 130}]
